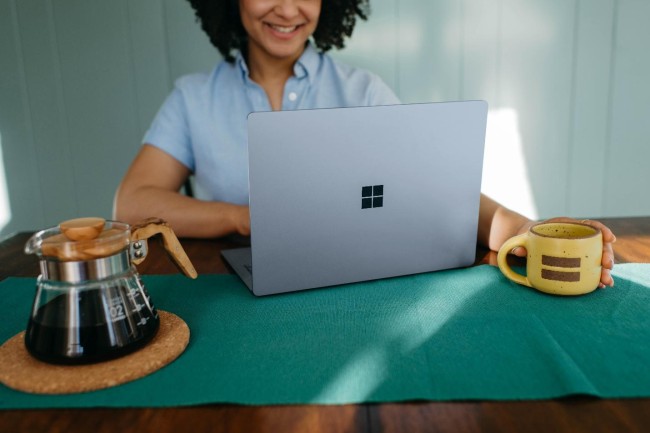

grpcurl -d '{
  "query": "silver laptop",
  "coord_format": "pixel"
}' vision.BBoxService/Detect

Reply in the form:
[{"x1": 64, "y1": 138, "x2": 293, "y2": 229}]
[{"x1": 222, "y1": 101, "x2": 488, "y2": 296}]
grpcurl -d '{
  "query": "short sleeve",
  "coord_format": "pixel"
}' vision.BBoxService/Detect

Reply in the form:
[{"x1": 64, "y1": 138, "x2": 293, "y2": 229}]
[
  {"x1": 142, "y1": 86, "x2": 195, "y2": 171},
  {"x1": 367, "y1": 73, "x2": 401, "y2": 106}
]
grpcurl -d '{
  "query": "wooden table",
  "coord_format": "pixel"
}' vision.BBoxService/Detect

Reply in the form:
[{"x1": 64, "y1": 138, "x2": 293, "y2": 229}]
[{"x1": 1, "y1": 217, "x2": 649, "y2": 433}]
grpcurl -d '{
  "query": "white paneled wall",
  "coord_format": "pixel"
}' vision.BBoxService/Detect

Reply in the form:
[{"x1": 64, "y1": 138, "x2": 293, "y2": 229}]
[{"x1": 0, "y1": 0, "x2": 648, "y2": 237}]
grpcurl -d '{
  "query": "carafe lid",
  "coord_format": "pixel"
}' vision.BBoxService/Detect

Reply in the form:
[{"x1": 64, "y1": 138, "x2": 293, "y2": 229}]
[{"x1": 25, "y1": 217, "x2": 131, "y2": 261}]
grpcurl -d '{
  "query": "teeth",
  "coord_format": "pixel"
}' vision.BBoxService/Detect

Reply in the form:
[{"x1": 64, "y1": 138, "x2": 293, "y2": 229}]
[{"x1": 270, "y1": 24, "x2": 298, "y2": 33}]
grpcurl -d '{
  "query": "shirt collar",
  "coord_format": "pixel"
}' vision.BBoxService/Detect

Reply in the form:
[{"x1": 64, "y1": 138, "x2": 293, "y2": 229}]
[
  {"x1": 293, "y1": 42, "x2": 320, "y2": 85},
  {"x1": 235, "y1": 51, "x2": 250, "y2": 83},
  {"x1": 235, "y1": 42, "x2": 320, "y2": 85}
]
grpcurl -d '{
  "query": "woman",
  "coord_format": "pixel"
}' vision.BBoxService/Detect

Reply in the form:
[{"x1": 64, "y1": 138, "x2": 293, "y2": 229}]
[{"x1": 114, "y1": 0, "x2": 616, "y2": 287}]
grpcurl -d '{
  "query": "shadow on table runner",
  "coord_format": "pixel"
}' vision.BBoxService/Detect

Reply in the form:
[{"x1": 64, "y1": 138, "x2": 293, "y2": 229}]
[{"x1": 1, "y1": 264, "x2": 649, "y2": 408}]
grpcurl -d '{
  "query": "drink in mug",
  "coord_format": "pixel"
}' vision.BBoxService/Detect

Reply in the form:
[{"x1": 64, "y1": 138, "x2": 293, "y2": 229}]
[{"x1": 497, "y1": 222, "x2": 602, "y2": 296}]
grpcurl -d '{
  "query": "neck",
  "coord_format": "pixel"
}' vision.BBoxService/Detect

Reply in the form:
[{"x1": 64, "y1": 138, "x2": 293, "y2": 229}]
[
  {"x1": 246, "y1": 43, "x2": 306, "y2": 110},
  {"x1": 246, "y1": 43, "x2": 304, "y2": 87}
]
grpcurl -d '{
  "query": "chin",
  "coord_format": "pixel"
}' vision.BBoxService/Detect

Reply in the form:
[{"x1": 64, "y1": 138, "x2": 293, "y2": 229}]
[{"x1": 266, "y1": 43, "x2": 306, "y2": 60}]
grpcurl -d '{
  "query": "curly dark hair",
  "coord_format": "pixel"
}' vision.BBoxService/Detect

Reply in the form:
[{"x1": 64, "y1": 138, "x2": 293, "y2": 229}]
[{"x1": 186, "y1": 0, "x2": 370, "y2": 63}]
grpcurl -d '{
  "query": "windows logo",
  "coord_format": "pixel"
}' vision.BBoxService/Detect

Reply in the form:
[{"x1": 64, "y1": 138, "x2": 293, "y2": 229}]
[{"x1": 362, "y1": 185, "x2": 384, "y2": 209}]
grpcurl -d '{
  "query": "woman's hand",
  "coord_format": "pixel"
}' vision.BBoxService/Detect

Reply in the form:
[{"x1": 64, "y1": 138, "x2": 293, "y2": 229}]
[{"x1": 510, "y1": 217, "x2": 617, "y2": 288}]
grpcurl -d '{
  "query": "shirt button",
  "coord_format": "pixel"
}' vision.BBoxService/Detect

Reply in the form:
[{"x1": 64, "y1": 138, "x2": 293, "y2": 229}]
[{"x1": 288, "y1": 92, "x2": 297, "y2": 102}]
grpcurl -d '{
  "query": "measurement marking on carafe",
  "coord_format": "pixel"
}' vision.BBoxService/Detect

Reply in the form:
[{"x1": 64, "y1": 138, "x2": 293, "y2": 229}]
[
  {"x1": 108, "y1": 297, "x2": 126, "y2": 320},
  {"x1": 127, "y1": 288, "x2": 139, "y2": 301},
  {"x1": 110, "y1": 304, "x2": 126, "y2": 320},
  {"x1": 131, "y1": 303, "x2": 146, "y2": 313},
  {"x1": 66, "y1": 343, "x2": 84, "y2": 356}
]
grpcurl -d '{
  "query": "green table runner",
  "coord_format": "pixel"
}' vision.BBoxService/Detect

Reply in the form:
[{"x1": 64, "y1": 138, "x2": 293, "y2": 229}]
[{"x1": 1, "y1": 264, "x2": 649, "y2": 408}]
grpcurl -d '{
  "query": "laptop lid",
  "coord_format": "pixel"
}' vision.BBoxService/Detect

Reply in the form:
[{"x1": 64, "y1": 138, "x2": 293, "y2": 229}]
[{"x1": 242, "y1": 101, "x2": 487, "y2": 296}]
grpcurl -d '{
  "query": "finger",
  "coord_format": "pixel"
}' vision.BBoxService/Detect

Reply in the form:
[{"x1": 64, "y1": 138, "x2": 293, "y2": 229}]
[
  {"x1": 600, "y1": 267, "x2": 614, "y2": 287},
  {"x1": 511, "y1": 246, "x2": 527, "y2": 257},
  {"x1": 602, "y1": 242, "x2": 615, "y2": 270}
]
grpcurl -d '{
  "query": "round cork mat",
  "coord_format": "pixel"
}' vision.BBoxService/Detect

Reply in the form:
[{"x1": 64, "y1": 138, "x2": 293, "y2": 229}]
[{"x1": 0, "y1": 310, "x2": 189, "y2": 395}]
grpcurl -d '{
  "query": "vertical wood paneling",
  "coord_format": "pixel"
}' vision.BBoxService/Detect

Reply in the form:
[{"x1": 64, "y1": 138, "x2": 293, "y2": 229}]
[
  {"x1": 467, "y1": 0, "x2": 543, "y2": 219},
  {"x1": 604, "y1": 0, "x2": 650, "y2": 215},
  {"x1": 396, "y1": 0, "x2": 462, "y2": 103},
  {"x1": 162, "y1": 0, "x2": 219, "y2": 82},
  {"x1": 50, "y1": 0, "x2": 139, "y2": 219},
  {"x1": 126, "y1": 0, "x2": 171, "y2": 146},
  {"x1": 0, "y1": 0, "x2": 45, "y2": 234},
  {"x1": 499, "y1": 0, "x2": 576, "y2": 218},
  {"x1": 605, "y1": 0, "x2": 650, "y2": 216},
  {"x1": 16, "y1": 0, "x2": 78, "y2": 224},
  {"x1": 330, "y1": 0, "x2": 398, "y2": 96},
  {"x1": 461, "y1": 0, "x2": 500, "y2": 103},
  {"x1": 567, "y1": 0, "x2": 615, "y2": 217},
  {"x1": 1, "y1": 0, "x2": 649, "y2": 238}
]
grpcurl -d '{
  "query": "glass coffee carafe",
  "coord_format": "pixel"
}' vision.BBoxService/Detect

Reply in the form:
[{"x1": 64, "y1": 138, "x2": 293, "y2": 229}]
[{"x1": 24, "y1": 217, "x2": 196, "y2": 364}]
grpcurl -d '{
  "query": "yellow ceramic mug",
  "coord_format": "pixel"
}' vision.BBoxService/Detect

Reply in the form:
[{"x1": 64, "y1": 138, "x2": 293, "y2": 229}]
[{"x1": 497, "y1": 222, "x2": 602, "y2": 296}]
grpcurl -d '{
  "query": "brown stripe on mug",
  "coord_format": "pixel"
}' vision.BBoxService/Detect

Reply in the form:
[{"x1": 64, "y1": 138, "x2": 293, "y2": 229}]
[
  {"x1": 542, "y1": 255, "x2": 581, "y2": 268},
  {"x1": 541, "y1": 269, "x2": 581, "y2": 282}
]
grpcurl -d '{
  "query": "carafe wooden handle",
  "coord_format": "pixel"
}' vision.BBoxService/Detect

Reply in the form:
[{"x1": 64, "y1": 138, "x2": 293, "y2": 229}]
[{"x1": 131, "y1": 218, "x2": 198, "y2": 279}]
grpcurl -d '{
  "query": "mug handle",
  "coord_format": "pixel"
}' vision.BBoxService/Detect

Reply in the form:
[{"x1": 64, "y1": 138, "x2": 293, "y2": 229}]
[{"x1": 496, "y1": 233, "x2": 532, "y2": 288}]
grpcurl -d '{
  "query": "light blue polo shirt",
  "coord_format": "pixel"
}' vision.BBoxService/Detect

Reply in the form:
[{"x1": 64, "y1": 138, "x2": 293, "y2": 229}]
[{"x1": 143, "y1": 43, "x2": 400, "y2": 205}]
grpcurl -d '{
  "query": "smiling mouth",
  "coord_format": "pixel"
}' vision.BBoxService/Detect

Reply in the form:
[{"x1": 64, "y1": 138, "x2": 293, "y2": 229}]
[{"x1": 267, "y1": 23, "x2": 302, "y2": 34}]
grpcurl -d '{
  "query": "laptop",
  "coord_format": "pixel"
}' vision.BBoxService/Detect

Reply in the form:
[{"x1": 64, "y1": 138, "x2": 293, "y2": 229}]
[{"x1": 222, "y1": 101, "x2": 488, "y2": 296}]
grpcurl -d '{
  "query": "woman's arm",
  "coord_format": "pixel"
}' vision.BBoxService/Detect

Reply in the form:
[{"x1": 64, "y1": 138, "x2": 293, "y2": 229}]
[
  {"x1": 478, "y1": 193, "x2": 616, "y2": 287},
  {"x1": 478, "y1": 194, "x2": 532, "y2": 252},
  {"x1": 113, "y1": 144, "x2": 250, "y2": 238}
]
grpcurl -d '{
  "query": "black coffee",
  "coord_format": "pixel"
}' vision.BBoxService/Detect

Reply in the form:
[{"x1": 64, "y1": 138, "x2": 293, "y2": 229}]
[{"x1": 25, "y1": 288, "x2": 159, "y2": 365}]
